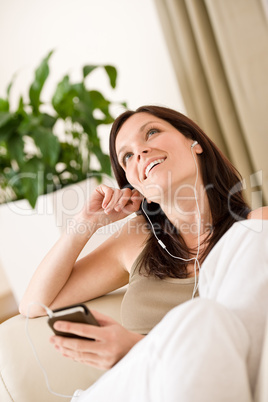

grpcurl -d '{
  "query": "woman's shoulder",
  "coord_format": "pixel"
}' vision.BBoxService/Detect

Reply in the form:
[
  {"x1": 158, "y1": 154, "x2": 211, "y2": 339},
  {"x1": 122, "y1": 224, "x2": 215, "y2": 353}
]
[
  {"x1": 247, "y1": 206, "x2": 268, "y2": 220},
  {"x1": 114, "y1": 214, "x2": 149, "y2": 272},
  {"x1": 118, "y1": 213, "x2": 149, "y2": 238}
]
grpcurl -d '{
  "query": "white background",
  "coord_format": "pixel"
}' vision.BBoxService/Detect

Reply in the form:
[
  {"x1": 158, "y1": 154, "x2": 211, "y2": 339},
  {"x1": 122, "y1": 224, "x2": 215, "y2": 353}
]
[{"x1": 0, "y1": 0, "x2": 185, "y2": 152}]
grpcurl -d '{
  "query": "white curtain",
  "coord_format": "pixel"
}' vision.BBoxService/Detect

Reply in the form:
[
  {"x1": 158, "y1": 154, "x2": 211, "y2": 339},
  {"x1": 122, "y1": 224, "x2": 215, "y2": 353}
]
[{"x1": 153, "y1": 0, "x2": 268, "y2": 204}]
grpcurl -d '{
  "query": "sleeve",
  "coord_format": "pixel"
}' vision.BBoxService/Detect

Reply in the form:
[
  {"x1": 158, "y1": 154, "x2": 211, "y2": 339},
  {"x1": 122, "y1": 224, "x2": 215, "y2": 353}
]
[{"x1": 199, "y1": 219, "x2": 268, "y2": 390}]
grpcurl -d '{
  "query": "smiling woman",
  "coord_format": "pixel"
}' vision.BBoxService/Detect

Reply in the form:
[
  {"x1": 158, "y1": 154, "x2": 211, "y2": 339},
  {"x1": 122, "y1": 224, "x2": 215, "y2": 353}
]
[
  {"x1": 109, "y1": 105, "x2": 251, "y2": 279},
  {"x1": 19, "y1": 105, "x2": 268, "y2": 401}
]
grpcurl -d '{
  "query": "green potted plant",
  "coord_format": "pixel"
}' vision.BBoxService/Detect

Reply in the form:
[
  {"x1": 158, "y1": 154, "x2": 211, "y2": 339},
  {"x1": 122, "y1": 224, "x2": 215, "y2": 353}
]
[
  {"x1": 0, "y1": 50, "x2": 126, "y2": 208},
  {"x1": 0, "y1": 51, "x2": 126, "y2": 303}
]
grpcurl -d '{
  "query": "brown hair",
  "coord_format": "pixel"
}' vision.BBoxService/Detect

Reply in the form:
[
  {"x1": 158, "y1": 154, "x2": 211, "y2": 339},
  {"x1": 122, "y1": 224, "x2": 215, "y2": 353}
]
[{"x1": 109, "y1": 105, "x2": 250, "y2": 279}]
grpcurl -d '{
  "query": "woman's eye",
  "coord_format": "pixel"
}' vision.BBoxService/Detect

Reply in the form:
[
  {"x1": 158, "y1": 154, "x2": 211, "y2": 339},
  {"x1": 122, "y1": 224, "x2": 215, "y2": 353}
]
[
  {"x1": 123, "y1": 152, "x2": 133, "y2": 165},
  {"x1": 147, "y1": 128, "x2": 159, "y2": 138}
]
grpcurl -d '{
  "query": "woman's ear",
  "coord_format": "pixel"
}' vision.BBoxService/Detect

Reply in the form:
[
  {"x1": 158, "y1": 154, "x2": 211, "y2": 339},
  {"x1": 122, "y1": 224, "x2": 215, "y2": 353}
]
[
  {"x1": 193, "y1": 143, "x2": 203, "y2": 154},
  {"x1": 189, "y1": 139, "x2": 203, "y2": 154}
]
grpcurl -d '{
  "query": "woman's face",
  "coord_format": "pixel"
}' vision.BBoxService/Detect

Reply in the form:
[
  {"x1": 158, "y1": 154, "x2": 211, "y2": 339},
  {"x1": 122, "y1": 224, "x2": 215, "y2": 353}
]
[{"x1": 115, "y1": 113, "x2": 203, "y2": 204}]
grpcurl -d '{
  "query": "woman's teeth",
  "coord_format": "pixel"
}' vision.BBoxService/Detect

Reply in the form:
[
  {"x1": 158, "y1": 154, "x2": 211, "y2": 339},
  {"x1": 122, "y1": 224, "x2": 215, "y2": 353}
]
[{"x1": 145, "y1": 158, "x2": 165, "y2": 178}]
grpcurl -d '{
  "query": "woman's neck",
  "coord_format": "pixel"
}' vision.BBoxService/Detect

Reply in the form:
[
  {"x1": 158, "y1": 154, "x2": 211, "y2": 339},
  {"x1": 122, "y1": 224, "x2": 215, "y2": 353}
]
[{"x1": 160, "y1": 188, "x2": 212, "y2": 249}]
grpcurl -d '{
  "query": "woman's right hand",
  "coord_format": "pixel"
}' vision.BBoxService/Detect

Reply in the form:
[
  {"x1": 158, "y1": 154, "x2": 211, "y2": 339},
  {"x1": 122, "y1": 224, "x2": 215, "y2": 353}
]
[
  {"x1": 76, "y1": 184, "x2": 142, "y2": 228},
  {"x1": 50, "y1": 310, "x2": 144, "y2": 370}
]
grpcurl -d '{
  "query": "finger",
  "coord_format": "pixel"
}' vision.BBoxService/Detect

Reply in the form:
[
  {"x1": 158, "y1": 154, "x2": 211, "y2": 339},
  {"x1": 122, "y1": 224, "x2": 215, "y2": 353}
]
[
  {"x1": 79, "y1": 354, "x2": 114, "y2": 370},
  {"x1": 113, "y1": 188, "x2": 133, "y2": 211},
  {"x1": 57, "y1": 345, "x2": 111, "y2": 369},
  {"x1": 96, "y1": 185, "x2": 124, "y2": 213},
  {"x1": 56, "y1": 344, "x2": 94, "y2": 362},
  {"x1": 104, "y1": 188, "x2": 123, "y2": 213},
  {"x1": 131, "y1": 190, "x2": 143, "y2": 205},
  {"x1": 82, "y1": 356, "x2": 110, "y2": 370},
  {"x1": 121, "y1": 191, "x2": 142, "y2": 214},
  {"x1": 95, "y1": 185, "x2": 114, "y2": 209},
  {"x1": 56, "y1": 340, "x2": 117, "y2": 370},
  {"x1": 52, "y1": 320, "x2": 108, "y2": 341},
  {"x1": 50, "y1": 334, "x2": 105, "y2": 355}
]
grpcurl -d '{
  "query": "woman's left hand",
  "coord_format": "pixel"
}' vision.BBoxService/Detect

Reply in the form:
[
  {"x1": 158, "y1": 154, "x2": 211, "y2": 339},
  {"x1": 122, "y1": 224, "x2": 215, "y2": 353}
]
[{"x1": 49, "y1": 310, "x2": 144, "y2": 370}]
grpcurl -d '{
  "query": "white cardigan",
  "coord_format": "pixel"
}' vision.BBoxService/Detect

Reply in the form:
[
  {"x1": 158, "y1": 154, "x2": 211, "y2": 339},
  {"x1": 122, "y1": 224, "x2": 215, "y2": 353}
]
[{"x1": 74, "y1": 220, "x2": 268, "y2": 402}]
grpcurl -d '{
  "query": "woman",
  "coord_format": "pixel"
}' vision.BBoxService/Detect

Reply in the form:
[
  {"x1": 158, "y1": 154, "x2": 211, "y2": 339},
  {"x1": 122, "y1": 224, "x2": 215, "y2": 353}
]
[{"x1": 19, "y1": 105, "x2": 268, "y2": 373}]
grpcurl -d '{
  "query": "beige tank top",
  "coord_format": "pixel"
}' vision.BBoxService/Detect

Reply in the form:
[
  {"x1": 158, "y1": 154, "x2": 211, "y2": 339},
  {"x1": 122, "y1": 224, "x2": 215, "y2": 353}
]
[{"x1": 121, "y1": 250, "x2": 198, "y2": 334}]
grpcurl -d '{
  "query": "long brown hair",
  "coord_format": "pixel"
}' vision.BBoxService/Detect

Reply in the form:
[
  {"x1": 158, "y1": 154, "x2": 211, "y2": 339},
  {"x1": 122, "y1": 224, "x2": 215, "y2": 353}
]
[{"x1": 109, "y1": 105, "x2": 250, "y2": 279}]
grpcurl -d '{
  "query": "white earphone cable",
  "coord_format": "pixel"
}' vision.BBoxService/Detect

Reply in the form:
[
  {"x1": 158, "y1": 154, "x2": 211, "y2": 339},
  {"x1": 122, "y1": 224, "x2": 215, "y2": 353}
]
[
  {"x1": 25, "y1": 301, "x2": 79, "y2": 399},
  {"x1": 141, "y1": 142, "x2": 201, "y2": 298}
]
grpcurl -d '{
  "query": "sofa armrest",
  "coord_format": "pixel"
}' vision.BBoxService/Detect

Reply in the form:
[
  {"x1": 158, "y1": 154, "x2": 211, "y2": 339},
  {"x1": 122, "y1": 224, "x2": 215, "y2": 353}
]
[{"x1": 0, "y1": 289, "x2": 125, "y2": 402}]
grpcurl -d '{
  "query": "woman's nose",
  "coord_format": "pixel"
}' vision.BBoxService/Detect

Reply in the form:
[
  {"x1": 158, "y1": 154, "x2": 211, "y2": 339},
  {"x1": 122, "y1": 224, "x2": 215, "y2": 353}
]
[{"x1": 137, "y1": 147, "x2": 150, "y2": 161}]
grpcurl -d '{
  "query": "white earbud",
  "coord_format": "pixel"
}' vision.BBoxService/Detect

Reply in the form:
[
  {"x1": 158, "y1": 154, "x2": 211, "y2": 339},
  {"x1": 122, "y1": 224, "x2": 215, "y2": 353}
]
[{"x1": 191, "y1": 141, "x2": 198, "y2": 148}]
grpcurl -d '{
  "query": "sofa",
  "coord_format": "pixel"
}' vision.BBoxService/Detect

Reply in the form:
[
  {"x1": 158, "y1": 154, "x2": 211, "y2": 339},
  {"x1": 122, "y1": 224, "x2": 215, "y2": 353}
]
[
  {"x1": 0, "y1": 288, "x2": 268, "y2": 402},
  {"x1": 0, "y1": 289, "x2": 125, "y2": 402}
]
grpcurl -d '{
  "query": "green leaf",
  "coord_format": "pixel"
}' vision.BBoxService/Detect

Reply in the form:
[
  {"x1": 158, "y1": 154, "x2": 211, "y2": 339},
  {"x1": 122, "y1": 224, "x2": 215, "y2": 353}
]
[
  {"x1": 19, "y1": 158, "x2": 45, "y2": 208},
  {"x1": 0, "y1": 99, "x2": 9, "y2": 112},
  {"x1": 104, "y1": 65, "x2": 117, "y2": 88},
  {"x1": 87, "y1": 90, "x2": 113, "y2": 126},
  {"x1": 59, "y1": 84, "x2": 98, "y2": 136},
  {"x1": 41, "y1": 113, "x2": 57, "y2": 129},
  {"x1": 52, "y1": 75, "x2": 70, "y2": 104},
  {"x1": 0, "y1": 140, "x2": 8, "y2": 155},
  {"x1": 0, "y1": 166, "x2": 22, "y2": 201},
  {"x1": 29, "y1": 50, "x2": 53, "y2": 114},
  {"x1": 89, "y1": 90, "x2": 110, "y2": 112},
  {"x1": 17, "y1": 96, "x2": 25, "y2": 114},
  {"x1": 17, "y1": 114, "x2": 40, "y2": 135},
  {"x1": 7, "y1": 81, "x2": 13, "y2": 98},
  {"x1": 0, "y1": 113, "x2": 21, "y2": 142},
  {"x1": 0, "y1": 112, "x2": 13, "y2": 128},
  {"x1": 83, "y1": 65, "x2": 98, "y2": 79},
  {"x1": 7, "y1": 134, "x2": 25, "y2": 165},
  {"x1": 58, "y1": 142, "x2": 78, "y2": 165},
  {"x1": 121, "y1": 101, "x2": 128, "y2": 109},
  {"x1": 91, "y1": 145, "x2": 111, "y2": 175},
  {"x1": 6, "y1": 72, "x2": 17, "y2": 99},
  {"x1": 52, "y1": 75, "x2": 76, "y2": 118},
  {"x1": 32, "y1": 127, "x2": 60, "y2": 165}
]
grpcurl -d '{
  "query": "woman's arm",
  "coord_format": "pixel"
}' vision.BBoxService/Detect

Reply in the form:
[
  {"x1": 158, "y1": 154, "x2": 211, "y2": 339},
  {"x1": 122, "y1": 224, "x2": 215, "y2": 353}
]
[{"x1": 19, "y1": 185, "x2": 142, "y2": 317}]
